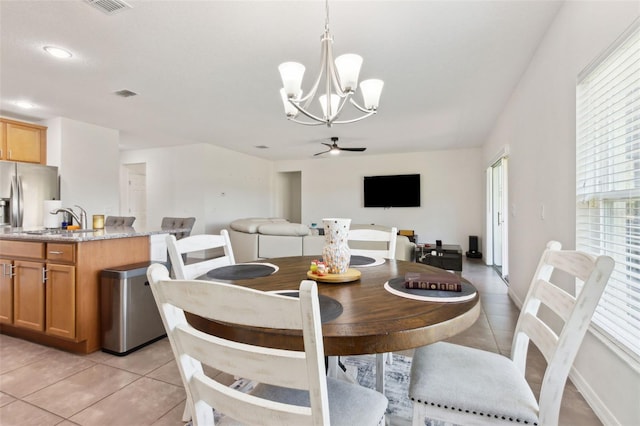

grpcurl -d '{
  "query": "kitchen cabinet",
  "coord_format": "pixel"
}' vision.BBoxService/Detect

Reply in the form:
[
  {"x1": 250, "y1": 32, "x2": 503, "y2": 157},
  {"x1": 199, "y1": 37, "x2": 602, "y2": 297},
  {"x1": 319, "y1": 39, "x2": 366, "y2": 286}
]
[
  {"x1": 13, "y1": 259, "x2": 46, "y2": 331},
  {"x1": 0, "y1": 118, "x2": 47, "y2": 164},
  {"x1": 0, "y1": 236, "x2": 150, "y2": 353},
  {"x1": 0, "y1": 121, "x2": 5, "y2": 160},
  {"x1": 0, "y1": 258, "x2": 14, "y2": 324},
  {"x1": 45, "y1": 243, "x2": 76, "y2": 339}
]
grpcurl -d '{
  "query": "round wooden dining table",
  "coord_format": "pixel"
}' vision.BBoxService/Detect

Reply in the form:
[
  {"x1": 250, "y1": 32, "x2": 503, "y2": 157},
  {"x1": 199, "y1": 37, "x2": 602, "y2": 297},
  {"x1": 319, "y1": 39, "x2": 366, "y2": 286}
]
[{"x1": 187, "y1": 255, "x2": 481, "y2": 357}]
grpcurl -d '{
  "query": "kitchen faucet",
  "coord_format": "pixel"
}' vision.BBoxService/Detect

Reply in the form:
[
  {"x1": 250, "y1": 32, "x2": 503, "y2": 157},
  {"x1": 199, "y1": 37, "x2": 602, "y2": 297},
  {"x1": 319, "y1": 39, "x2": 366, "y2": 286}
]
[{"x1": 51, "y1": 205, "x2": 87, "y2": 229}]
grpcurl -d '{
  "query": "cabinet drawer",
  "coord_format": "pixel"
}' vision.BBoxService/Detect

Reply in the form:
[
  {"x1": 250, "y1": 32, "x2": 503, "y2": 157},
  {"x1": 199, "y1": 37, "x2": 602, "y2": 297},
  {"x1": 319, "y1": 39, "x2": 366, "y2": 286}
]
[
  {"x1": 46, "y1": 243, "x2": 75, "y2": 263},
  {"x1": 0, "y1": 241, "x2": 45, "y2": 259}
]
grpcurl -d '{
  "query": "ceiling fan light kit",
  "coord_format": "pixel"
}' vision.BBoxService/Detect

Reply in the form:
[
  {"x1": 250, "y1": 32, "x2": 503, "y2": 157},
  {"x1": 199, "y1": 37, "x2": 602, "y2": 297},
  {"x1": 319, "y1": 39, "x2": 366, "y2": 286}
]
[
  {"x1": 314, "y1": 137, "x2": 367, "y2": 156},
  {"x1": 278, "y1": 0, "x2": 383, "y2": 127}
]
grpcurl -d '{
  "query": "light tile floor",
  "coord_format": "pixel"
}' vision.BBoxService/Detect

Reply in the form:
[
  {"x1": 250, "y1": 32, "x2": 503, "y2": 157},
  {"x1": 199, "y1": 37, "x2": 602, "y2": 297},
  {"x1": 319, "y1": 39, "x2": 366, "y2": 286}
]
[{"x1": 0, "y1": 259, "x2": 602, "y2": 425}]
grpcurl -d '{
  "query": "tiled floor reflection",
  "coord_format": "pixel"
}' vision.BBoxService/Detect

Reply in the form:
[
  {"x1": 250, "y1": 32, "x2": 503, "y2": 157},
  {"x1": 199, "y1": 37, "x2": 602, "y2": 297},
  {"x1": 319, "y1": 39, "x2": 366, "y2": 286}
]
[{"x1": 0, "y1": 259, "x2": 602, "y2": 425}]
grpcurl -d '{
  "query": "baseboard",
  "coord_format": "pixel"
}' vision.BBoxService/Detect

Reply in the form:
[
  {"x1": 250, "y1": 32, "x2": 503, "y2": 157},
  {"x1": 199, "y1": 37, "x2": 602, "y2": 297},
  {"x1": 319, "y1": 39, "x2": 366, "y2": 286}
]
[
  {"x1": 569, "y1": 366, "x2": 617, "y2": 425},
  {"x1": 507, "y1": 287, "x2": 523, "y2": 309}
]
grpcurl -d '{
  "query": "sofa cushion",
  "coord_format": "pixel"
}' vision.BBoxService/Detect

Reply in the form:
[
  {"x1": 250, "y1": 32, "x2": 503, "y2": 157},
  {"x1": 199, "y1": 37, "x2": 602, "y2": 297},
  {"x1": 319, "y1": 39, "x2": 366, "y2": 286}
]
[
  {"x1": 258, "y1": 222, "x2": 310, "y2": 236},
  {"x1": 230, "y1": 218, "x2": 278, "y2": 233}
]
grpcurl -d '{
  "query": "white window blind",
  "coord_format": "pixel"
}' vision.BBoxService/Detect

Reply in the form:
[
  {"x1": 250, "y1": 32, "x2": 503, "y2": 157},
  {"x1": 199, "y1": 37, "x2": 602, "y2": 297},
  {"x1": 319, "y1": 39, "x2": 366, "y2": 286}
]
[{"x1": 576, "y1": 21, "x2": 640, "y2": 360}]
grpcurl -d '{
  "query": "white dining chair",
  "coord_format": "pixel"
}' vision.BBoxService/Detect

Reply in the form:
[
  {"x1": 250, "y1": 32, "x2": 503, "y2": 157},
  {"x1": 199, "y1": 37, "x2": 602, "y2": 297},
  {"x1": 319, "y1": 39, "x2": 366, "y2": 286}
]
[
  {"x1": 166, "y1": 230, "x2": 235, "y2": 280},
  {"x1": 348, "y1": 226, "x2": 398, "y2": 260},
  {"x1": 347, "y1": 226, "x2": 398, "y2": 393},
  {"x1": 408, "y1": 240, "x2": 615, "y2": 426},
  {"x1": 146, "y1": 263, "x2": 388, "y2": 426}
]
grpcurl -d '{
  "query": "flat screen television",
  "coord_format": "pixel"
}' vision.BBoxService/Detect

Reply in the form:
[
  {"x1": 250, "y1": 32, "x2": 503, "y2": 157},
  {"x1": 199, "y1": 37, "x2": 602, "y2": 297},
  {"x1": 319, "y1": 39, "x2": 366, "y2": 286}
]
[{"x1": 363, "y1": 174, "x2": 421, "y2": 207}]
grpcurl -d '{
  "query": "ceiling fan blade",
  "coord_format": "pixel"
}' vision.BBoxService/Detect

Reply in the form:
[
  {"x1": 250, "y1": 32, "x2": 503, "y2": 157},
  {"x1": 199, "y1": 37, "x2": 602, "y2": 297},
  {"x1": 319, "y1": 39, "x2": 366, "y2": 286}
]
[
  {"x1": 314, "y1": 149, "x2": 331, "y2": 156},
  {"x1": 321, "y1": 142, "x2": 333, "y2": 148},
  {"x1": 339, "y1": 147, "x2": 367, "y2": 152}
]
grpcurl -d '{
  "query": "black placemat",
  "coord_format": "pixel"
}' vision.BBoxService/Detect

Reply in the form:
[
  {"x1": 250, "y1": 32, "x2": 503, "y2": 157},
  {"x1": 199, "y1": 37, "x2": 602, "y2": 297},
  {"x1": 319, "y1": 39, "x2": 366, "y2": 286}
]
[
  {"x1": 385, "y1": 276, "x2": 477, "y2": 302},
  {"x1": 349, "y1": 255, "x2": 377, "y2": 266},
  {"x1": 205, "y1": 264, "x2": 276, "y2": 280},
  {"x1": 278, "y1": 292, "x2": 343, "y2": 323}
]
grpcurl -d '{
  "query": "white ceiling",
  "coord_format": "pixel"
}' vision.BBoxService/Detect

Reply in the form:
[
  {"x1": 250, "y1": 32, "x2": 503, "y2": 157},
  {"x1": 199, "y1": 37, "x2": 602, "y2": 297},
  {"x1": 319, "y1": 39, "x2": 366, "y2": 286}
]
[{"x1": 0, "y1": 0, "x2": 563, "y2": 161}]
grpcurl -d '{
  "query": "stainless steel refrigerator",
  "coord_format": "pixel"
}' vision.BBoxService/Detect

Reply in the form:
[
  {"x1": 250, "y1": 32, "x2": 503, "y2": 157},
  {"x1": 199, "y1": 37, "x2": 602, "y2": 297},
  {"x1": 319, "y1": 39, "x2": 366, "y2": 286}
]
[{"x1": 0, "y1": 160, "x2": 59, "y2": 228}]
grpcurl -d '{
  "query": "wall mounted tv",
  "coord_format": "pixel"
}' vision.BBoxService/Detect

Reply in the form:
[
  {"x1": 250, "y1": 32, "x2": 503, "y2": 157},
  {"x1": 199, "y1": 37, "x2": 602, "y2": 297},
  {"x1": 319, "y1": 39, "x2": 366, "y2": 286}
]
[{"x1": 363, "y1": 174, "x2": 421, "y2": 207}]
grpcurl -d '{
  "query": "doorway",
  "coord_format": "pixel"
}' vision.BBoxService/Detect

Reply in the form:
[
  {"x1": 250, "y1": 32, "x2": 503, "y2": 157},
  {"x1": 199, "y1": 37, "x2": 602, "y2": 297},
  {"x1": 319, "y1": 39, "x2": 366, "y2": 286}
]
[
  {"x1": 120, "y1": 163, "x2": 147, "y2": 228},
  {"x1": 487, "y1": 156, "x2": 508, "y2": 282},
  {"x1": 275, "y1": 171, "x2": 302, "y2": 223}
]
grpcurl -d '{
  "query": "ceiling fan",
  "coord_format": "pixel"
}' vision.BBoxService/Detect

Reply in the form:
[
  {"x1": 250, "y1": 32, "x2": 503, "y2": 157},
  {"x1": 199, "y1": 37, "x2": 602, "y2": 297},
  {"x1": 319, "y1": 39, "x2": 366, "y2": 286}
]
[{"x1": 314, "y1": 137, "x2": 367, "y2": 156}]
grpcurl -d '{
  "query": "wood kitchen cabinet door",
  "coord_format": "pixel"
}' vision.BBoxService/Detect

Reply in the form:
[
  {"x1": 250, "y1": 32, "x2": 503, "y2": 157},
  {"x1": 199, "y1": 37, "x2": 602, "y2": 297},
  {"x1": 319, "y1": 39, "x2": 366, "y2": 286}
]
[
  {"x1": 0, "y1": 121, "x2": 6, "y2": 160},
  {"x1": 13, "y1": 260, "x2": 45, "y2": 331},
  {"x1": 0, "y1": 258, "x2": 13, "y2": 324},
  {"x1": 4, "y1": 121, "x2": 46, "y2": 164},
  {"x1": 45, "y1": 263, "x2": 76, "y2": 339}
]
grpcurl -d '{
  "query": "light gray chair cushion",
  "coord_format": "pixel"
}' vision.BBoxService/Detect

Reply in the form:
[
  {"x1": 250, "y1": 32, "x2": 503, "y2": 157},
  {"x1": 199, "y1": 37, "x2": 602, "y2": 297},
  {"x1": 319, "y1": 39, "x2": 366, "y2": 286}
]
[
  {"x1": 249, "y1": 377, "x2": 387, "y2": 426},
  {"x1": 409, "y1": 342, "x2": 539, "y2": 424},
  {"x1": 104, "y1": 216, "x2": 135, "y2": 226},
  {"x1": 161, "y1": 216, "x2": 195, "y2": 240}
]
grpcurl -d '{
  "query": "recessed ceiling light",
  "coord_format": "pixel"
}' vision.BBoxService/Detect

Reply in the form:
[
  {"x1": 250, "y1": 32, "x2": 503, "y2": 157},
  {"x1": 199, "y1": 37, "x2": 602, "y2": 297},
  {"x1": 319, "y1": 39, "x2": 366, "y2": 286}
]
[
  {"x1": 15, "y1": 101, "x2": 35, "y2": 109},
  {"x1": 43, "y1": 46, "x2": 72, "y2": 59}
]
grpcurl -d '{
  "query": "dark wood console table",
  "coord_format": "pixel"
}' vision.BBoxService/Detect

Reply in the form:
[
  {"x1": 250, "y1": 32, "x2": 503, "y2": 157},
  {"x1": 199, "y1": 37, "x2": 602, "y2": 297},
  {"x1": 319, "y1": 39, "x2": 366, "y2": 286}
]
[{"x1": 415, "y1": 243, "x2": 463, "y2": 272}]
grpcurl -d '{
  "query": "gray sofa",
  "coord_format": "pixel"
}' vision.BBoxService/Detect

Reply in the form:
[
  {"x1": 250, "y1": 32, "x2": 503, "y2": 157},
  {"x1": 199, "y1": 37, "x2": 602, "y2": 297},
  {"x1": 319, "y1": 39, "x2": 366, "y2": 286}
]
[{"x1": 228, "y1": 218, "x2": 415, "y2": 263}]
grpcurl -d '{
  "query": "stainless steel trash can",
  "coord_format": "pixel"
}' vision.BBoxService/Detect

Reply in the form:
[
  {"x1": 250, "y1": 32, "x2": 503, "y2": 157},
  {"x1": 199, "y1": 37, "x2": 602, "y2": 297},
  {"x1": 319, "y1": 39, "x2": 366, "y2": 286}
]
[{"x1": 101, "y1": 261, "x2": 167, "y2": 355}]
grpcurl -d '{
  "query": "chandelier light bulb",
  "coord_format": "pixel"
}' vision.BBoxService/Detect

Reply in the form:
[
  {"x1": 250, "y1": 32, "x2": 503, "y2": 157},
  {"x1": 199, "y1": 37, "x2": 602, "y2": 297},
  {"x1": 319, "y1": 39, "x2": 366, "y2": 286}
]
[
  {"x1": 360, "y1": 79, "x2": 384, "y2": 110},
  {"x1": 280, "y1": 88, "x2": 300, "y2": 118},
  {"x1": 278, "y1": 62, "x2": 305, "y2": 98},
  {"x1": 319, "y1": 94, "x2": 340, "y2": 119},
  {"x1": 335, "y1": 54, "x2": 363, "y2": 92}
]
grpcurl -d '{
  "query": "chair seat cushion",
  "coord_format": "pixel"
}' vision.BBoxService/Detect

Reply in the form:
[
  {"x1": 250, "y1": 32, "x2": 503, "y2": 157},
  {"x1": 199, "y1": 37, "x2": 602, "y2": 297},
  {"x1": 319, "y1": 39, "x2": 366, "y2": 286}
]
[
  {"x1": 409, "y1": 342, "x2": 539, "y2": 425},
  {"x1": 248, "y1": 377, "x2": 387, "y2": 426}
]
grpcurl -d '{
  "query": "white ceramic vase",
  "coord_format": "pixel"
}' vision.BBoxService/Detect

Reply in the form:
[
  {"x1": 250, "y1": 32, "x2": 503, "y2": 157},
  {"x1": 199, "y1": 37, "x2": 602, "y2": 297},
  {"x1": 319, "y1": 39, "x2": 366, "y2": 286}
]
[{"x1": 322, "y1": 218, "x2": 351, "y2": 274}]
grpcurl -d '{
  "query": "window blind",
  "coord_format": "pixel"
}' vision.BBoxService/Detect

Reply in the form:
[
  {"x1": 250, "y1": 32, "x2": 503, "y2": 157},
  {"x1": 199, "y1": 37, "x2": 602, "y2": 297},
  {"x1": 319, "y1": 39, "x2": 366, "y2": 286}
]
[{"x1": 576, "y1": 21, "x2": 640, "y2": 360}]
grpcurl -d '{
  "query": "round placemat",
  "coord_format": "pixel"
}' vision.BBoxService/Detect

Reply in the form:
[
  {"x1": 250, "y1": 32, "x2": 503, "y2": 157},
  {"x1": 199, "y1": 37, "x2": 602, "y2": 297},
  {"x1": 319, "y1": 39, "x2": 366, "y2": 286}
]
[
  {"x1": 349, "y1": 255, "x2": 385, "y2": 267},
  {"x1": 384, "y1": 276, "x2": 477, "y2": 302},
  {"x1": 205, "y1": 263, "x2": 278, "y2": 280},
  {"x1": 275, "y1": 291, "x2": 343, "y2": 323}
]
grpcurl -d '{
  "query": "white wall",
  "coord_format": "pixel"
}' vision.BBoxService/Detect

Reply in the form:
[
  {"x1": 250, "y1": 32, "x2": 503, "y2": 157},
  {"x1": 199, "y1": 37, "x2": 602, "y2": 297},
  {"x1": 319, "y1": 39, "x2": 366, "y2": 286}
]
[
  {"x1": 120, "y1": 143, "x2": 273, "y2": 235},
  {"x1": 482, "y1": 2, "x2": 640, "y2": 424},
  {"x1": 276, "y1": 148, "x2": 484, "y2": 247},
  {"x1": 45, "y1": 117, "x2": 120, "y2": 222}
]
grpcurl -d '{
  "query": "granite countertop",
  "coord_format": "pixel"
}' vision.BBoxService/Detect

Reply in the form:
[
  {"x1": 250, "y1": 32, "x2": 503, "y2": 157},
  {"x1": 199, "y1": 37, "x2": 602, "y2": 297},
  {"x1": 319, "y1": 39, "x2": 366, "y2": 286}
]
[{"x1": 0, "y1": 226, "x2": 189, "y2": 242}]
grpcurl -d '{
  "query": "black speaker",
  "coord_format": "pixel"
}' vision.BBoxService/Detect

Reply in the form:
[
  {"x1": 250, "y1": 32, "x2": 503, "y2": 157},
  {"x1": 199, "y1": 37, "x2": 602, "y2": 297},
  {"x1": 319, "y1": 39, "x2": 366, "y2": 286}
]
[
  {"x1": 469, "y1": 236, "x2": 478, "y2": 253},
  {"x1": 436, "y1": 240, "x2": 442, "y2": 247},
  {"x1": 466, "y1": 235, "x2": 482, "y2": 259}
]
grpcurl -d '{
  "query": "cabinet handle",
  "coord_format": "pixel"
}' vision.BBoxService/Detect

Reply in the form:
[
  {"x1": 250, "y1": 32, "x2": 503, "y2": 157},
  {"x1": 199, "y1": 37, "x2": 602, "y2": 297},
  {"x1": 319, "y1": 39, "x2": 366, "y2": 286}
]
[
  {"x1": 49, "y1": 251, "x2": 64, "y2": 255},
  {"x1": 7, "y1": 150, "x2": 11, "y2": 159},
  {"x1": 43, "y1": 268, "x2": 48, "y2": 283}
]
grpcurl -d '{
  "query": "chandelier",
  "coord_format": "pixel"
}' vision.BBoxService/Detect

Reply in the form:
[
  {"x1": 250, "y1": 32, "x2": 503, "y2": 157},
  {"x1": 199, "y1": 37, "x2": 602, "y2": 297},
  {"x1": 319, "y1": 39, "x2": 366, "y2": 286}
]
[{"x1": 278, "y1": 0, "x2": 384, "y2": 127}]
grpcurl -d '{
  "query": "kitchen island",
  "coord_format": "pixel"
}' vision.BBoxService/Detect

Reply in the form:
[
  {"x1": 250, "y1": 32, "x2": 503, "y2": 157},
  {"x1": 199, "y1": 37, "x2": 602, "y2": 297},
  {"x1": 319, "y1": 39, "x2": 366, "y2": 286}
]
[{"x1": 0, "y1": 226, "x2": 185, "y2": 354}]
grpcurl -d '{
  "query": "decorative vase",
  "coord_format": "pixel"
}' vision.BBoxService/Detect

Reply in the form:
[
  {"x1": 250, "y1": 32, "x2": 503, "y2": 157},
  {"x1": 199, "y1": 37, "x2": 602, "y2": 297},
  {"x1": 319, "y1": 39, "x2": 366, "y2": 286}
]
[{"x1": 322, "y1": 218, "x2": 351, "y2": 274}]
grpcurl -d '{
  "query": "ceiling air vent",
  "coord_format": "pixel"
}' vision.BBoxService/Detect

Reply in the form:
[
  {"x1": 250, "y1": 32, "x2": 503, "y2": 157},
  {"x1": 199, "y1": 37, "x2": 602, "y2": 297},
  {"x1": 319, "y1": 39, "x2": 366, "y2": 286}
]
[
  {"x1": 85, "y1": 0, "x2": 132, "y2": 15},
  {"x1": 114, "y1": 89, "x2": 138, "y2": 98}
]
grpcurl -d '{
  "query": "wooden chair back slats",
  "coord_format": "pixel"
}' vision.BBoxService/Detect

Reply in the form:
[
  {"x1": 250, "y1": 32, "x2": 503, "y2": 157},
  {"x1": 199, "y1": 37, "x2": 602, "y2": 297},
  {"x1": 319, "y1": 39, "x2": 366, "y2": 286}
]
[
  {"x1": 348, "y1": 227, "x2": 398, "y2": 260},
  {"x1": 509, "y1": 241, "x2": 615, "y2": 425},
  {"x1": 532, "y1": 278, "x2": 574, "y2": 322},
  {"x1": 166, "y1": 230, "x2": 235, "y2": 280},
  {"x1": 173, "y1": 325, "x2": 311, "y2": 390},
  {"x1": 147, "y1": 263, "x2": 332, "y2": 426}
]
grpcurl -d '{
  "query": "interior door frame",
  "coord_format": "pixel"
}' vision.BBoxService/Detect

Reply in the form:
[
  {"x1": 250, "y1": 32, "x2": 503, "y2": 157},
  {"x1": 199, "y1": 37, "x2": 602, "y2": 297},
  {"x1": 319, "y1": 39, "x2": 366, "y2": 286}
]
[{"x1": 485, "y1": 146, "x2": 509, "y2": 281}]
